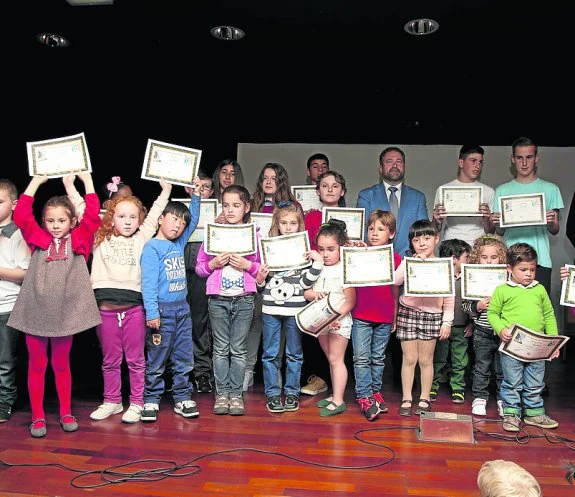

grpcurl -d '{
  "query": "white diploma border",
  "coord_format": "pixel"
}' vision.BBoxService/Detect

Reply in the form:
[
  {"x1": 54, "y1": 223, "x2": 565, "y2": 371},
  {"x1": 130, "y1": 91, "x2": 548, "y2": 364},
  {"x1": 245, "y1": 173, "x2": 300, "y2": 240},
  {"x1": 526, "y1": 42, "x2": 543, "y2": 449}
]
[
  {"x1": 404, "y1": 257, "x2": 455, "y2": 297},
  {"x1": 322, "y1": 207, "x2": 365, "y2": 241},
  {"x1": 341, "y1": 244, "x2": 395, "y2": 288},
  {"x1": 259, "y1": 231, "x2": 311, "y2": 271},
  {"x1": 460, "y1": 264, "x2": 508, "y2": 300},
  {"x1": 498, "y1": 324, "x2": 570, "y2": 362},
  {"x1": 27, "y1": 132, "x2": 91, "y2": 177},
  {"x1": 499, "y1": 192, "x2": 547, "y2": 228},
  {"x1": 296, "y1": 294, "x2": 341, "y2": 337},
  {"x1": 250, "y1": 212, "x2": 274, "y2": 237},
  {"x1": 291, "y1": 185, "x2": 322, "y2": 209},
  {"x1": 173, "y1": 198, "x2": 217, "y2": 243},
  {"x1": 560, "y1": 264, "x2": 575, "y2": 307},
  {"x1": 142, "y1": 139, "x2": 201, "y2": 187},
  {"x1": 204, "y1": 222, "x2": 257, "y2": 256},
  {"x1": 440, "y1": 185, "x2": 483, "y2": 216}
]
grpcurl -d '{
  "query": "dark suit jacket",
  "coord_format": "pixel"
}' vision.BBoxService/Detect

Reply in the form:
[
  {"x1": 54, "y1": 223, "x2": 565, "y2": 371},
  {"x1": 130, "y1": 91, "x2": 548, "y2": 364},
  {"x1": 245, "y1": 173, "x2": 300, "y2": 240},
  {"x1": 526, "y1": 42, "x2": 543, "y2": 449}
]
[{"x1": 356, "y1": 183, "x2": 428, "y2": 256}]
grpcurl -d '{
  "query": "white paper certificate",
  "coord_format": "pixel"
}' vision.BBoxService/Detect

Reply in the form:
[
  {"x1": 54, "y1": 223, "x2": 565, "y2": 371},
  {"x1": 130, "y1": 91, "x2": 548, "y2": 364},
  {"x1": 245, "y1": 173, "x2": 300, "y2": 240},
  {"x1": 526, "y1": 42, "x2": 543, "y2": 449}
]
[
  {"x1": 461, "y1": 264, "x2": 508, "y2": 300},
  {"x1": 560, "y1": 264, "x2": 575, "y2": 308},
  {"x1": 173, "y1": 198, "x2": 218, "y2": 243},
  {"x1": 322, "y1": 207, "x2": 365, "y2": 241},
  {"x1": 499, "y1": 193, "x2": 547, "y2": 228},
  {"x1": 440, "y1": 186, "x2": 483, "y2": 216},
  {"x1": 291, "y1": 185, "x2": 323, "y2": 212},
  {"x1": 341, "y1": 244, "x2": 394, "y2": 288},
  {"x1": 404, "y1": 257, "x2": 455, "y2": 297},
  {"x1": 27, "y1": 132, "x2": 91, "y2": 178},
  {"x1": 259, "y1": 232, "x2": 311, "y2": 271},
  {"x1": 142, "y1": 139, "x2": 201, "y2": 187},
  {"x1": 499, "y1": 324, "x2": 570, "y2": 362},
  {"x1": 204, "y1": 223, "x2": 256, "y2": 256},
  {"x1": 251, "y1": 212, "x2": 273, "y2": 237},
  {"x1": 296, "y1": 293, "x2": 342, "y2": 337}
]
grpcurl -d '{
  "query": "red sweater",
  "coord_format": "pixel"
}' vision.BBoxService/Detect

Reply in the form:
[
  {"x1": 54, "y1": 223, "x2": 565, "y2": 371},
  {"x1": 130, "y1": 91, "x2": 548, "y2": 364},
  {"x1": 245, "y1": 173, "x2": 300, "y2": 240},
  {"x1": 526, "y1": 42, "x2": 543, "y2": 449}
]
[{"x1": 304, "y1": 209, "x2": 322, "y2": 250}]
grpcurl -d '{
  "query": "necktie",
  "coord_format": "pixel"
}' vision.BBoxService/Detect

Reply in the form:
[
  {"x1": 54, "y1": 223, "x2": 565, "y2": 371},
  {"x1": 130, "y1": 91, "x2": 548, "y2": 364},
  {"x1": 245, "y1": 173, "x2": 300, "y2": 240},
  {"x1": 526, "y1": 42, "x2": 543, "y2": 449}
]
[{"x1": 388, "y1": 186, "x2": 399, "y2": 217}]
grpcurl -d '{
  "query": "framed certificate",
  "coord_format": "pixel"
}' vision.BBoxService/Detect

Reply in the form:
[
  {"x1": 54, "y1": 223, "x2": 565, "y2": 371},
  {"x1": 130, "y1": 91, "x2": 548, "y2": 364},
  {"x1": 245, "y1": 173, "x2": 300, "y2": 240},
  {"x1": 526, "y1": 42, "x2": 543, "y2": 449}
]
[
  {"x1": 141, "y1": 139, "x2": 201, "y2": 187},
  {"x1": 251, "y1": 212, "x2": 273, "y2": 237},
  {"x1": 322, "y1": 207, "x2": 365, "y2": 241},
  {"x1": 461, "y1": 264, "x2": 508, "y2": 300},
  {"x1": 440, "y1": 186, "x2": 483, "y2": 216},
  {"x1": 560, "y1": 264, "x2": 575, "y2": 308},
  {"x1": 499, "y1": 193, "x2": 547, "y2": 228},
  {"x1": 173, "y1": 198, "x2": 218, "y2": 243},
  {"x1": 499, "y1": 324, "x2": 570, "y2": 362},
  {"x1": 296, "y1": 293, "x2": 342, "y2": 337},
  {"x1": 27, "y1": 132, "x2": 91, "y2": 178},
  {"x1": 291, "y1": 185, "x2": 323, "y2": 212},
  {"x1": 404, "y1": 257, "x2": 455, "y2": 297},
  {"x1": 341, "y1": 244, "x2": 394, "y2": 288},
  {"x1": 259, "y1": 232, "x2": 311, "y2": 271},
  {"x1": 204, "y1": 222, "x2": 256, "y2": 256}
]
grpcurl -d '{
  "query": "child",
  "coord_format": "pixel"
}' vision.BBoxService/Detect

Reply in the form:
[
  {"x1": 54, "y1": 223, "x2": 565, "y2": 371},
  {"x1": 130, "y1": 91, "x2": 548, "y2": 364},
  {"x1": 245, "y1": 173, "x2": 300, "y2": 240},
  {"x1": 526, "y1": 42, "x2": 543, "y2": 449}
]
[
  {"x1": 430, "y1": 238, "x2": 471, "y2": 404},
  {"x1": 394, "y1": 220, "x2": 454, "y2": 417},
  {"x1": 304, "y1": 219, "x2": 356, "y2": 417},
  {"x1": 196, "y1": 185, "x2": 261, "y2": 416},
  {"x1": 212, "y1": 160, "x2": 244, "y2": 202},
  {"x1": 8, "y1": 173, "x2": 101, "y2": 437},
  {"x1": 0, "y1": 179, "x2": 31, "y2": 423},
  {"x1": 477, "y1": 460, "x2": 541, "y2": 497},
  {"x1": 462, "y1": 235, "x2": 507, "y2": 416},
  {"x1": 257, "y1": 202, "x2": 324, "y2": 413},
  {"x1": 88, "y1": 179, "x2": 172, "y2": 423},
  {"x1": 488, "y1": 242, "x2": 559, "y2": 431},
  {"x1": 140, "y1": 180, "x2": 201, "y2": 423}
]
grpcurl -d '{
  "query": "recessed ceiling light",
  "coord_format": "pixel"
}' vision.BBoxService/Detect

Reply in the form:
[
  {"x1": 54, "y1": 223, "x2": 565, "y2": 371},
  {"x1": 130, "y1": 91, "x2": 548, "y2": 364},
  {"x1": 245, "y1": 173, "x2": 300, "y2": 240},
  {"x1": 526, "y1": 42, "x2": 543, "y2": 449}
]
[
  {"x1": 210, "y1": 26, "x2": 245, "y2": 41},
  {"x1": 404, "y1": 18, "x2": 439, "y2": 36},
  {"x1": 65, "y1": 0, "x2": 114, "y2": 5},
  {"x1": 36, "y1": 33, "x2": 70, "y2": 48}
]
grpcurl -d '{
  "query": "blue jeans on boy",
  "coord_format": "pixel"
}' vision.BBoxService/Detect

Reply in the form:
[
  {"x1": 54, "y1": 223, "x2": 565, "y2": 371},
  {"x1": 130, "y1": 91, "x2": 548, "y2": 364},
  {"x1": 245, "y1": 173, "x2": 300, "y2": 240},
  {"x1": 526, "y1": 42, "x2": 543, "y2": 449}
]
[
  {"x1": 262, "y1": 314, "x2": 302, "y2": 398},
  {"x1": 351, "y1": 318, "x2": 391, "y2": 399},
  {"x1": 144, "y1": 301, "x2": 194, "y2": 404},
  {"x1": 209, "y1": 295, "x2": 254, "y2": 397},
  {"x1": 500, "y1": 353, "x2": 545, "y2": 417},
  {"x1": 472, "y1": 326, "x2": 503, "y2": 401},
  {"x1": 0, "y1": 313, "x2": 18, "y2": 408}
]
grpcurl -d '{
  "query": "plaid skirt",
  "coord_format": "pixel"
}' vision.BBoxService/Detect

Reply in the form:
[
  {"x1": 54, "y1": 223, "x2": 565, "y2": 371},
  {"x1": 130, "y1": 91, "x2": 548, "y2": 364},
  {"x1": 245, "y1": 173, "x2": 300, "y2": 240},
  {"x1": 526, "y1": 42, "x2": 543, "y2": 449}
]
[{"x1": 396, "y1": 304, "x2": 442, "y2": 341}]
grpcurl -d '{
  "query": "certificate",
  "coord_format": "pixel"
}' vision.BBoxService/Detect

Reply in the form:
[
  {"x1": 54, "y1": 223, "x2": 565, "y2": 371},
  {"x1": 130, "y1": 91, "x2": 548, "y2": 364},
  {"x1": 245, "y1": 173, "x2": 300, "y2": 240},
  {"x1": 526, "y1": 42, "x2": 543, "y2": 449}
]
[
  {"x1": 341, "y1": 244, "x2": 394, "y2": 288},
  {"x1": 27, "y1": 132, "x2": 91, "y2": 178},
  {"x1": 251, "y1": 212, "x2": 273, "y2": 237},
  {"x1": 259, "y1": 232, "x2": 311, "y2": 271},
  {"x1": 404, "y1": 257, "x2": 455, "y2": 297},
  {"x1": 560, "y1": 264, "x2": 575, "y2": 308},
  {"x1": 499, "y1": 193, "x2": 547, "y2": 228},
  {"x1": 296, "y1": 293, "x2": 343, "y2": 337},
  {"x1": 440, "y1": 186, "x2": 482, "y2": 216},
  {"x1": 291, "y1": 185, "x2": 323, "y2": 212},
  {"x1": 322, "y1": 207, "x2": 365, "y2": 241},
  {"x1": 173, "y1": 198, "x2": 218, "y2": 243},
  {"x1": 499, "y1": 324, "x2": 570, "y2": 362},
  {"x1": 142, "y1": 139, "x2": 201, "y2": 187},
  {"x1": 461, "y1": 264, "x2": 508, "y2": 300},
  {"x1": 204, "y1": 222, "x2": 256, "y2": 256}
]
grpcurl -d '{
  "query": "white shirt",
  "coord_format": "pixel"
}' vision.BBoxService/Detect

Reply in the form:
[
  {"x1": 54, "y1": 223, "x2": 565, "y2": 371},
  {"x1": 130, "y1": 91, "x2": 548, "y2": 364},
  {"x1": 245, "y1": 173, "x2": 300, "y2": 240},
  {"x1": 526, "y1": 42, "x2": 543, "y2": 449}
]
[{"x1": 382, "y1": 180, "x2": 403, "y2": 207}]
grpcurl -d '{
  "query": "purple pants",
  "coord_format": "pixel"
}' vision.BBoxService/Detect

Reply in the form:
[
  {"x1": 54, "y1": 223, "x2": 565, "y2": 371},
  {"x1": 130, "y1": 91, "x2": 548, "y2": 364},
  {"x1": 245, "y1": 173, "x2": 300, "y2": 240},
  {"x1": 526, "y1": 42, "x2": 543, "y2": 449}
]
[{"x1": 96, "y1": 305, "x2": 146, "y2": 406}]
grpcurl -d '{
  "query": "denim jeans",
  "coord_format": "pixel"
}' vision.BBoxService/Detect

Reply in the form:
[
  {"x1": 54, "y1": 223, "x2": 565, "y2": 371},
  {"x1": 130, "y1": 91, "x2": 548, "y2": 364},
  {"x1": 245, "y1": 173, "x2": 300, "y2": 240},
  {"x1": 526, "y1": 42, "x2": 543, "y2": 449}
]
[
  {"x1": 472, "y1": 326, "x2": 502, "y2": 401},
  {"x1": 500, "y1": 353, "x2": 545, "y2": 417},
  {"x1": 144, "y1": 301, "x2": 194, "y2": 404},
  {"x1": 209, "y1": 295, "x2": 254, "y2": 397},
  {"x1": 351, "y1": 318, "x2": 391, "y2": 399},
  {"x1": 0, "y1": 313, "x2": 18, "y2": 407},
  {"x1": 262, "y1": 314, "x2": 302, "y2": 398}
]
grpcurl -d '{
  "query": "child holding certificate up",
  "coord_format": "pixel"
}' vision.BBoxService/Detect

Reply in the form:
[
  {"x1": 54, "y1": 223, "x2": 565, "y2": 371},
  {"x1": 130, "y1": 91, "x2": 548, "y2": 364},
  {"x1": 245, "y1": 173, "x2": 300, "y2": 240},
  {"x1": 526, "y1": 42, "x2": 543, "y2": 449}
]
[{"x1": 257, "y1": 202, "x2": 324, "y2": 413}]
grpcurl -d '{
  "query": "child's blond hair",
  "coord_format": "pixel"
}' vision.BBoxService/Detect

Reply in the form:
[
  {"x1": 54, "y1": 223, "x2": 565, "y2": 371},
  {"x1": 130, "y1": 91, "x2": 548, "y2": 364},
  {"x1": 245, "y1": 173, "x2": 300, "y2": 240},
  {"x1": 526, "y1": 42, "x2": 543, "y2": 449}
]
[
  {"x1": 367, "y1": 209, "x2": 396, "y2": 235},
  {"x1": 268, "y1": 202, "x2": 305, "y2": 237},
  {"x1": 477, "y1": 460, "x2": 541, "y2": 497},
  {"x1": 469, "y1": 235, "x2": 507, "y2": 264}
]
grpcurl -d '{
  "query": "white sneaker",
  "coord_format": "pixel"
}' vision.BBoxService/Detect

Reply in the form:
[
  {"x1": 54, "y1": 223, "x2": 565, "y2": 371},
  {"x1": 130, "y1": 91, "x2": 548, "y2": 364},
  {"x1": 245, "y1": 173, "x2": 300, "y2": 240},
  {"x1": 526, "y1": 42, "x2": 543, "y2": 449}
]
[
  {"x1": 90, "y1": 402, "x2": 123, "y2": 420},
  {"x1": 121, "y1": 404, "x2": 143, "y2": 424},
  {"x1": 471, "y1": 398, "x2": 487, "y2": 416},
  {"x1": 497, "y1": 400, "x2": 504, "y2": 418}
]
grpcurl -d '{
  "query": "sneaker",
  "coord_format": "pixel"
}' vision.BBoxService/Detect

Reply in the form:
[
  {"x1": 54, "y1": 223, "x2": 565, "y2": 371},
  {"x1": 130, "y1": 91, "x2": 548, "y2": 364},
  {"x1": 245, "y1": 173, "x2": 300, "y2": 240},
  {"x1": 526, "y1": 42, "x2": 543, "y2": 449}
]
[
  {"x1": 372, "y1": 392, "x2": 388, "y2": 414},
  {"x1": 90, "y1": 402, "x2": 123, "y2": 421},
  {"x1": 502, "y1": 414, "x2": 521, "y2": 432},
  {"x1": 266, "y1": 396, "x2": 285, "y2": 413},
  {"x1": 141, "y1": 403, "x2": 159, "y2": 422},
  {"x1": 195, "y1": 374, "x2": 213, "y2": 394},
  {"x1": 301, "y1": 375, "x2": 328, "y2": 396},
  {"x1": 213, "y1": 395, "x2": 229, "y2": 415},
  {"x1": 0, "y1": 404, "x2": 12, "y2": 423},
  {"x1": 122, "y1": 404, "x2": 143, "y2": 424},
  {"x1": 429, "y1": 391, "x2": 438, "y2": 403},
  {"x1": 357, "y1": 397, "x2": 379, "y2": 421},
  {"x1": 60, "y1": 414, "x2": 78, "y2": 432},
  {"x1": 229, "y1": 396, "x2": 245, "y2": 416},
  {"x1": 471, "y1": 398, "x2": 487, "y2": 416},
  {"x1": 285, "y1": 394, "x2": 300, "y2": 412},
  {"x1": 497, "y1": 400, "x2": 504, "y2": 418},
  {"x1": 30, "y1": 418, "x2": 47, "y2": 438},
  {"x1": 524, "y1": 414, "x2": 559, "y2": 429},
  {"x1": 242, "y1": 370, "x2": 254, "y2": 392},
  {"x1": 174, "y1": 400, "x2": 199, "y2": 418},
  {"x1": 451, "y1": 391, "x2": 465, "y2": 404}
]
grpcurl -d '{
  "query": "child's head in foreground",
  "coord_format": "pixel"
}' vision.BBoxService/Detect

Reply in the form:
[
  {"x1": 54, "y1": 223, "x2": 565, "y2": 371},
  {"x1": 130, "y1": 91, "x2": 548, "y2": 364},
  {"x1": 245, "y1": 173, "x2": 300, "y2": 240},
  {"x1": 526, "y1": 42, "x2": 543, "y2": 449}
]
[{"x1": 477, "y1": 459, "x2": 541, "y2": 497}]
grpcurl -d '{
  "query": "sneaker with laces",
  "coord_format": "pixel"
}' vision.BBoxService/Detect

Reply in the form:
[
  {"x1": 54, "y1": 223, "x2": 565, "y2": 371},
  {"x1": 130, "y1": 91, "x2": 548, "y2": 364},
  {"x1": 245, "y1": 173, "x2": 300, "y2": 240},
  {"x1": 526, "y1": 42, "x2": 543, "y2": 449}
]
[
  {"x1": 90, "y1": 402, "x2": 124, "y2": 421},
  {"x1": 357, "y1": 397, "x2": 379, "y2": 421},
  {"x1": 301, "y1": 375, "x2": 328, "y2": 396},
  {"x1": 60, "y1": 414, "x2": 78, "y2": 432},
  {"x1": 30, "y1": 418, "x2": 47, "y2": 438},
  {"x1": 497, "y1": 400, "x2": 504, "y2": 418},
  {"x1": 502, "y1": 414, "x2": 521, "y2": 432},
  {"x1": 0, "y1": 403, "x2": 12, "y2": 423},
  {"x1": 284, "y1": 394, "x2": 300, "y2": 412},
  {"x1": 429, "y1": 391, "x2": 438, "y2": 402},
  {"x1": 174, "y1": 400, "x2": 199, "y2": 418},
  {"x1": 213, "y1": 395, "x2": 229, "y2": 415},
  {"x1": 372, "y1": 392, "x2": 388, "y2": 414},
  {"x1": 141, "y1": 403, "x2": 159, "y2": 422},
  {"x1": 524, "y1": 414, "x2": 558, "y2": 429},
  {"x1": 195, "y1": 374, "x2": 213, "y2": 394},
  {"x1": 229, "y1": 396, "x2": 245, "y2": 416},
  {"x1": 471, "y1": 398, "x2": 487, "y2": 416},
  {"x1": 451, "y1": 391, "x2": 465, "y2": 404},
  {"x1": 266, "y1": 396, "x2": 285, "y2": 413},
  {"x1": 242, "y1": 370, "x2": 254, "y2": 392},
  {"x1": 122, "y1": 404, "x2": 143, "y2": 423}
]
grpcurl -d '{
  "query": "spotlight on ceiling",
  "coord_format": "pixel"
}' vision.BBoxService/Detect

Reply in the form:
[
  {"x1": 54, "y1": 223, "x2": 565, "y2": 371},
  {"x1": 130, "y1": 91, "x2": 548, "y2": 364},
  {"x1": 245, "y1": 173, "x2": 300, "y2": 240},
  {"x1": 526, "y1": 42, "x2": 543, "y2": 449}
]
[
  {"x1": 65, "y1": 0, "x2": 114, "y2": 5},
  {"x1": 36, "y1": 33, "x2": 70, "y2": 48},
  {"x1": 404, "y1": 18, "x2": 439, "y2": 36},
  {"x1": 210, "y1": 26, "x2": 245, "y2": 41}
]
